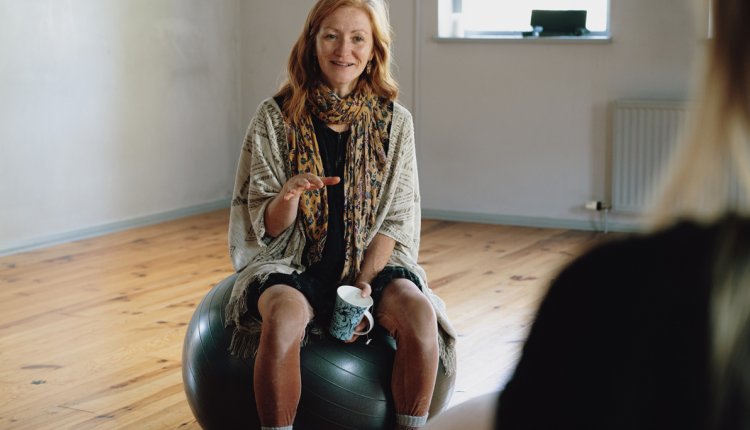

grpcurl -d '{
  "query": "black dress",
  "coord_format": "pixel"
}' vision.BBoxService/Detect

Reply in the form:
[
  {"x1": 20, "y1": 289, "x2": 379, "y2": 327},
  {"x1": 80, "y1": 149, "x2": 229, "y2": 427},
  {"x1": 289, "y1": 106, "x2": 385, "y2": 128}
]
[{"x1": 244, "y1": 99, "x2": 421, "y2": 325}]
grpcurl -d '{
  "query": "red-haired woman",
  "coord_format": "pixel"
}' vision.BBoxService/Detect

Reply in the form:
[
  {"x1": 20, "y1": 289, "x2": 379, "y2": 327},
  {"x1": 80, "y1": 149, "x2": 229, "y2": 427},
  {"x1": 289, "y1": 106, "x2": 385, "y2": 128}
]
[{"x1": 226, "y1": 2, "x2": 457, "y2": 429}]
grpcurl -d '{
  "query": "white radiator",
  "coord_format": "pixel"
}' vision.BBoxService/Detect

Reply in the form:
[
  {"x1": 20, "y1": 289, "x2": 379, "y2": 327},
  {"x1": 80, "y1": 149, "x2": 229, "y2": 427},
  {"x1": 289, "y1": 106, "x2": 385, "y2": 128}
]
[{"x1": 611, "y1": 100, "x2": 689, "y2": 214}]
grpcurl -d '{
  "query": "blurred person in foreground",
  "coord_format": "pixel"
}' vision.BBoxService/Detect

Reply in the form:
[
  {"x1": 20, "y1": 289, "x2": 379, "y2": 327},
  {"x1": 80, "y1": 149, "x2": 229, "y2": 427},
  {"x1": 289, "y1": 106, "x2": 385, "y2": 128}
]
[{"x1": 495, "y1": 0, "x2": 750, "y2": 428}]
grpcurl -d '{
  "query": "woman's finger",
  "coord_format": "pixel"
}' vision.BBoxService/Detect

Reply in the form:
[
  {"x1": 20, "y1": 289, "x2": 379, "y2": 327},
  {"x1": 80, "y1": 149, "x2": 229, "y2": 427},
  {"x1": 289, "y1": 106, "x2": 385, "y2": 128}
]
[
  {"x1": 355, "y1": 281, "x2": 372, "y2": 298},
  {"x1": 321, "y1": 176, "x2": 341, "y2": 186},
  {"x1": 343, "y1": 319, "x2": 370, "y2": 344},
  {"x1": 282, "y1": 174, "x2": 339, "y2": 200},
  {"x1": 282, "y1": 178, "x2": 306, "y2": 200}
]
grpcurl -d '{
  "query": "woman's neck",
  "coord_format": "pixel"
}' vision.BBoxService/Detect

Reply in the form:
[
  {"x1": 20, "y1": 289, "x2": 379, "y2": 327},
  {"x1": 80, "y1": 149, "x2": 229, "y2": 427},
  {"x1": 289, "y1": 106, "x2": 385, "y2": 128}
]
[
  {"x1": 327, "y1": 123, "x2": 349, "y2": 133},
  {"x1": 330, "y1": 83, "x2": 355, "y2": 99}
]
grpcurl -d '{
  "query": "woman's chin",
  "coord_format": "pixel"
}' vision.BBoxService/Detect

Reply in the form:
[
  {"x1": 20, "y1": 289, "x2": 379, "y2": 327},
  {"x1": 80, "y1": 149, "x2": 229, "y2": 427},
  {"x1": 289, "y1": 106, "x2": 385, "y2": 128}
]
[{"x1": 322, "y1": 76, "x2": 362, "y2": 95}]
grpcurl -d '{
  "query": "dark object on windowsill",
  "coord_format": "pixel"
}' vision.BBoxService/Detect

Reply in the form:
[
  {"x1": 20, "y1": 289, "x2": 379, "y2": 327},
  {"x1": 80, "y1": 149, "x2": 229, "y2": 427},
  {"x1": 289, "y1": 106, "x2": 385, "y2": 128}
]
[
  {"x1": 522, "y1": 27, "x2": 591, "y2": 37},
  {"x1": 523, "y1": 10, "x2": 589, "y2": 37}
]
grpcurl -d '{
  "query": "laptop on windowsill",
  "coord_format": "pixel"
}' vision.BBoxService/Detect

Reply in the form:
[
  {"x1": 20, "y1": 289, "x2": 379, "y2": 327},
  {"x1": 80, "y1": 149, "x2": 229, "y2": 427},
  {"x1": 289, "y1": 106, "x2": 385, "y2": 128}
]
[{"x1": 523, "y1": 10, "x2": 589, "y2": 37}]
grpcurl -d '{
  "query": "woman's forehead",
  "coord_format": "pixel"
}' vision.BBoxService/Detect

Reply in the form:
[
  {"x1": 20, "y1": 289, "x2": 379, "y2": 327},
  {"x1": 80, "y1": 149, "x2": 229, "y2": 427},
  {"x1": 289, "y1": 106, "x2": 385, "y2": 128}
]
[{"x1": 319, "y1": 6, "x2": 372, "y2": 32}]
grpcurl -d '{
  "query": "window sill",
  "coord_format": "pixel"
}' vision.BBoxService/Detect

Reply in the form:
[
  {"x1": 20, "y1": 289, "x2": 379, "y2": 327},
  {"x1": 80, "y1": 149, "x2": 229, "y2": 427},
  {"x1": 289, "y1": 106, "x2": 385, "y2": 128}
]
[{"x1": 433, "y1": 35, "x2": 612, "y2": 44}]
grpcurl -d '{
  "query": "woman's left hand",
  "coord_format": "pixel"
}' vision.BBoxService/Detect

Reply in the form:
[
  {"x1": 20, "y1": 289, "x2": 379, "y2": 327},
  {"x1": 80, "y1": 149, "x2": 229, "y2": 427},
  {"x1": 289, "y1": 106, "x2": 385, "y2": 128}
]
[{"x1": 353, "y1": 280, "x2": 372, "y2": 298}]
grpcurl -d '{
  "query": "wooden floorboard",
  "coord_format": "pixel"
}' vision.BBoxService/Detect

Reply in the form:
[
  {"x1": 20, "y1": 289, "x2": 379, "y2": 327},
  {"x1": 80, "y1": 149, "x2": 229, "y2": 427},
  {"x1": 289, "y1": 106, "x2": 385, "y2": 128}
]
[{"x1": 0, "y1": 209, "x2": 609, "y2": 429}]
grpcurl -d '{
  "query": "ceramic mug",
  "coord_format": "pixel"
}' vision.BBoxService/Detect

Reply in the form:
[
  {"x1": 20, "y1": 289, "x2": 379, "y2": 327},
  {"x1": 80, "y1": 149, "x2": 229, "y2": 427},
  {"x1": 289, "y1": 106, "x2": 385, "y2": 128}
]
[{"x1": 329, "y1": 285, "x2": 374, "y2": 341}]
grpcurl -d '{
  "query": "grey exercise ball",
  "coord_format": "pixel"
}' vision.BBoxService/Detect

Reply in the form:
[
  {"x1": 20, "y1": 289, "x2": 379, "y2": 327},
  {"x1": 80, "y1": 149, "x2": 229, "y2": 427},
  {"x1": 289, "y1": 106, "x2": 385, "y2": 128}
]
[{"x1": 182, "y1": 274, "x2": 456, "y2": 430}]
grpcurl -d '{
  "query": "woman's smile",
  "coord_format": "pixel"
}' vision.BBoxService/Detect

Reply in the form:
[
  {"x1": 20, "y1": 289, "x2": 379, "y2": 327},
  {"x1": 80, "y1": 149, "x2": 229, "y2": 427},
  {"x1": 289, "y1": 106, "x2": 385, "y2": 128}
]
[{"x1": 330, "y1": 60, "x2": 355, "y2": 67}]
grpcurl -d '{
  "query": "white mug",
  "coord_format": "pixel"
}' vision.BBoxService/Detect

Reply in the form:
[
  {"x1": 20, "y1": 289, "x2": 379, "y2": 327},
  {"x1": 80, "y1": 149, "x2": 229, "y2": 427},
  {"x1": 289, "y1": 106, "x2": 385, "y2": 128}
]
[{"x1": 329, "y1": 285, "x2": 374, "y2": 341}]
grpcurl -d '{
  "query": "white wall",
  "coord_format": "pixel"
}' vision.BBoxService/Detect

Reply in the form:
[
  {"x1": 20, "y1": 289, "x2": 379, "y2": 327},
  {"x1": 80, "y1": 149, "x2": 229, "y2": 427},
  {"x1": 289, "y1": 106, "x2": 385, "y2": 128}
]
[
  {"x1": 238, "y1": 2, "x2": 305, "y2": 125},
  {"x1": 236, "y1": 0, "x2": 701, "y2": 231},
  {"x1": 414, "y1": 0, "x2": 700, "y2": 228},
  {"x1": 1, "y1": 0, "x2": 703, "y2": 253},
  {"x1": 0, "y1": 0, "x2": 242, "y2": 253}
]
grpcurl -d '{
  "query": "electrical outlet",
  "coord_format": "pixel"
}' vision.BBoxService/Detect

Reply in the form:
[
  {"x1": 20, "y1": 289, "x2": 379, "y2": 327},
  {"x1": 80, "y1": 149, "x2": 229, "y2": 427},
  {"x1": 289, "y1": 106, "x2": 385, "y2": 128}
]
[{"x1": 585, "y1": 201, "x2": 610, "y2": 211}]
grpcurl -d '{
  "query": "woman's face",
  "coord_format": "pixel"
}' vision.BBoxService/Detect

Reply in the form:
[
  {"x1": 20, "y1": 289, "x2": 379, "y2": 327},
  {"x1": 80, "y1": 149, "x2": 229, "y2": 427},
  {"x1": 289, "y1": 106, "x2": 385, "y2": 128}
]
[{"x1": 315, "y1": 6, "x2": 374, "y2": 97}]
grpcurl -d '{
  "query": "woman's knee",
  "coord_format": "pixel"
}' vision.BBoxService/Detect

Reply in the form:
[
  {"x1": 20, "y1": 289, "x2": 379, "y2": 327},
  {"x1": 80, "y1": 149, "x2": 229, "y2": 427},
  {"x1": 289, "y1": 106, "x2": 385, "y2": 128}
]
[
  {"x1": 377, "y1": 279, "x2": 437, "y2": 341},
  {"x1": 258, "y1": 284, "x2": 312, "y2": 347}
]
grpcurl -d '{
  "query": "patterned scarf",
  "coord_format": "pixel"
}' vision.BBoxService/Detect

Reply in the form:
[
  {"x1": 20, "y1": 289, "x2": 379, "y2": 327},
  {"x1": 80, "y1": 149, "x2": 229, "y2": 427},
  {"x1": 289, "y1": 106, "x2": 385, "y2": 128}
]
[{"x1": 285, "y1": 84, "x2": 392, "y2": 282}]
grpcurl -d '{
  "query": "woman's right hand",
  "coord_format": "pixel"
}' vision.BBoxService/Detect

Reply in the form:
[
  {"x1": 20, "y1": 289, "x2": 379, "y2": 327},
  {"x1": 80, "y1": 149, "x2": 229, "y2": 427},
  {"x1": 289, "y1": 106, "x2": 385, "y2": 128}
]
[
  {"x1": 281, "y1": 173, "x2": 340, "y2": 201},
  {"x1": 264, "y1": 173, "x2": 341, "y2": 237}
]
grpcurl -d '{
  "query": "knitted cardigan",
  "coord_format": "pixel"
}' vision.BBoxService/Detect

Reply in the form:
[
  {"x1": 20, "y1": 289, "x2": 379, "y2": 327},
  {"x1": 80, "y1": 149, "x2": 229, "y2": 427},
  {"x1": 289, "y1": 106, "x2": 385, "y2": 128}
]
[{"x1": 226, "y1": 97, "x2": 457, "y2": 375}]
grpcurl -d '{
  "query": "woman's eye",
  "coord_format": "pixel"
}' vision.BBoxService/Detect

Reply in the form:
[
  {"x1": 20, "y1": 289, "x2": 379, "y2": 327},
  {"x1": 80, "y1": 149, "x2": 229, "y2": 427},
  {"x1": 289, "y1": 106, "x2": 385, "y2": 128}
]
[
  {"x1": 353, "y1": 36, "x2": 365, "y2": 43},
  {"x1": 324, "y1": 34, "x2": 336, "y2": 40}
]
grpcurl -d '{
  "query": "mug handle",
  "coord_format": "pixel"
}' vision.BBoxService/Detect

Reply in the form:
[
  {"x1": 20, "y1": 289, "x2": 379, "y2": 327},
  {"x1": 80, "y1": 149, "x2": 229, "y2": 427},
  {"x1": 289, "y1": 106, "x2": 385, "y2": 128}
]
[{"x1": 353, "y1": 310, "x2": 374, "y2": 336}]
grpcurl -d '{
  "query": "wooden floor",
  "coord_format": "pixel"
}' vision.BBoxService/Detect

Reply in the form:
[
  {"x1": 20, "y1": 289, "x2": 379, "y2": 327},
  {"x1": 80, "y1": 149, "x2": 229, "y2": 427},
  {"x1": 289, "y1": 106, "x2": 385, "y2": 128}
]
[{"x1": 0, "y1": 209, "x2": 607, "y2": 429}]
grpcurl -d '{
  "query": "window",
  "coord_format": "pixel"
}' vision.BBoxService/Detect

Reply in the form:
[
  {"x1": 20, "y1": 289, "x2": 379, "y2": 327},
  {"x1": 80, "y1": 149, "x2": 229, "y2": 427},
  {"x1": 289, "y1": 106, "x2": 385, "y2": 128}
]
[{"x1": 439, "y1": 0, "x2": 610, "y2": 39}]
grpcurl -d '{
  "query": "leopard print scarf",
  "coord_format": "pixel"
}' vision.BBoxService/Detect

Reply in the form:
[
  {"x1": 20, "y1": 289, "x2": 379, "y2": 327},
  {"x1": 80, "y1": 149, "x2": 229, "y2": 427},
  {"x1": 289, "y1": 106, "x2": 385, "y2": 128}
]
[{"x1": 285, "y1": 84, "x2": 392, "y2": 282}]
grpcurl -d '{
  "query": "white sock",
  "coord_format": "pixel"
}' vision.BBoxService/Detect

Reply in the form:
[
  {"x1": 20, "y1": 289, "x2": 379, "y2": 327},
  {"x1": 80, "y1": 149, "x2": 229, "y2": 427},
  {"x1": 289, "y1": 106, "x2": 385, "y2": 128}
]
[{"x1": 396, "y1": 413, "x2": 429, "y2": 427}]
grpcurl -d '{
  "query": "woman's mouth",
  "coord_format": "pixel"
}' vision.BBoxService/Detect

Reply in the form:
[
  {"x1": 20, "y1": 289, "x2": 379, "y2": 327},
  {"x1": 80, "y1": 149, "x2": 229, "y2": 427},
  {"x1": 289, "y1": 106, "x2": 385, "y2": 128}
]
[{"x1": 331, "y1": 60, "x2": 355, "y2": 67}]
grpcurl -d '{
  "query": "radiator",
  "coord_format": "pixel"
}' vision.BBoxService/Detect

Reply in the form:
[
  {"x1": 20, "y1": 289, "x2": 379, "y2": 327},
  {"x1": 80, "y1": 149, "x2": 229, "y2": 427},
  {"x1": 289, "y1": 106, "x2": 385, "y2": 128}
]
[{"x1": 611, "y1": 100, "x2": 689, "y2": 214}]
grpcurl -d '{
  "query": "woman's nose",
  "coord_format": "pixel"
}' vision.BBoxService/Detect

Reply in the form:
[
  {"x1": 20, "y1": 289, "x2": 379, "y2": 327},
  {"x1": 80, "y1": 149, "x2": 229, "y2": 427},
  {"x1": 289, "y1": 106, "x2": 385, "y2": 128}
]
[{"x1": 333, "y1": 39, "x2": 349, "y2": 55}]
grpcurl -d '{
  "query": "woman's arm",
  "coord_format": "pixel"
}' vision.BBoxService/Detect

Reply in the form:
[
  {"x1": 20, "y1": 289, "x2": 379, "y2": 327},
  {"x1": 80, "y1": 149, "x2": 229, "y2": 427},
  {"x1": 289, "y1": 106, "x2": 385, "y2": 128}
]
[
  {"x1": 354, "y1": 233, "x2": 396, "y2": 297},
  {"x1": 345, "y1": 233, "x2": 396, "y2": 343},
  {"x1": 377, "y1": 105, "x2": 421, "y2": 253}
]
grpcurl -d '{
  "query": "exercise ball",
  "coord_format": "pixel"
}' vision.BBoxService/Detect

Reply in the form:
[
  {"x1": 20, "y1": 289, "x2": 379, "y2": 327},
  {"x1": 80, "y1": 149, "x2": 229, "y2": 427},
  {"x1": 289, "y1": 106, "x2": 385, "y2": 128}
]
[{"x1": 183, "y1": 274, "x2": 456, "y2": 430}]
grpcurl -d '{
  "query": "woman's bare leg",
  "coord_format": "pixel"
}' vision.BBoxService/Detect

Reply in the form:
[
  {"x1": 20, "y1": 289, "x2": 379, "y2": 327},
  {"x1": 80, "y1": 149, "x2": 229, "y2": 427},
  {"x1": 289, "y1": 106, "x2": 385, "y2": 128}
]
[
  {"x1": 376, "y1": 279, "x2": 439, "y2": 429},
  {"x1": 254, "y1": 284, "x2": 314, "y2": 428}
]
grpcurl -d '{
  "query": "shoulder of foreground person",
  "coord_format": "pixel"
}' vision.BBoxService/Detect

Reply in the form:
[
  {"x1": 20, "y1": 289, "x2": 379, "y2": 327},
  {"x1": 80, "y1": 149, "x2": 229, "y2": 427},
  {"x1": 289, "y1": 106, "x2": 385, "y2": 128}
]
[
  {"x1": 556, "y1": 217, "x2": 730, "y2": 287},
  {"x1": 530, "y1": 217, "x2": 725, "y2": 320}
]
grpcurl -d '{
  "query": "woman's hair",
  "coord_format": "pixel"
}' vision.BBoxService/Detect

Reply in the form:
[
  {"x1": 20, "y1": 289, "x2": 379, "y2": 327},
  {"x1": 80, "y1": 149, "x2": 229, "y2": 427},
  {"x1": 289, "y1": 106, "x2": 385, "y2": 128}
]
[
  {"x1": 275, "y1": 0, "x2": 399, "y2": 124},
  {"x1": 710, "y1": 218, "x2": 750, "y2": 429},
  {"x1": 654, "y1": 1, "x2": 750, "y2": 428},
  {"x1": 651, "y1": 0, "x2": 750, "y2": 226}
]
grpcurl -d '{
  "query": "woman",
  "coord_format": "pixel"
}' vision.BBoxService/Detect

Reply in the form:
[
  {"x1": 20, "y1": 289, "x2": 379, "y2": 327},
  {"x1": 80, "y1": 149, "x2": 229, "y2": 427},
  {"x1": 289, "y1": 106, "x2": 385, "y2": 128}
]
[
  {"x1": 496, "y1": 0, "x2": 750, "y2": 428},
  {"x1": 226, "y1": 1, "x2": 457, "y2": 429}
]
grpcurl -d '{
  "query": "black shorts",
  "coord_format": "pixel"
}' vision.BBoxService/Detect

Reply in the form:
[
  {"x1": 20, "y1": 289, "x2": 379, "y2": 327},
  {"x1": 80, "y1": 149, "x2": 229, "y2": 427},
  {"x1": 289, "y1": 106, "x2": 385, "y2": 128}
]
[{"x1": 245, "y1": 265, "x2": 423, "y2": 325}]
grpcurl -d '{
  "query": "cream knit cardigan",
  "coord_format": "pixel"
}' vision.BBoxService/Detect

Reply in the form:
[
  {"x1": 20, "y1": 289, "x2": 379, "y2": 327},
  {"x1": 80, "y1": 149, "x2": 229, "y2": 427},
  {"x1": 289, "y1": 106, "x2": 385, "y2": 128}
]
[{"x1": 226, "y1": 98, "x2": 457, "y2": 375}]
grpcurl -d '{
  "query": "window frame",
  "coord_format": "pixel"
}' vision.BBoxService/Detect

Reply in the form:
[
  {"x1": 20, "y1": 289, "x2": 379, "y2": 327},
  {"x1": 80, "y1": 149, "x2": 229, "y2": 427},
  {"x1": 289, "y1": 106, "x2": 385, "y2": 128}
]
[{"x1": 438, "y1": 0, "x2": 611, "y2": 41}]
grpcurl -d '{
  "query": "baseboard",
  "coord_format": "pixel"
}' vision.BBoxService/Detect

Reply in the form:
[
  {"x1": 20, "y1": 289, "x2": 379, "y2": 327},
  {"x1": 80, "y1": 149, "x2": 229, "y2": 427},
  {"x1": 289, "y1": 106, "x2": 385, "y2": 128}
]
[
  {"x1": 2, "y1": 203, "x2": 644, "y2": 257},
  {"x1": 0, "y1": 199, "x2": 231, "y2": 257},
  {"x1": 421, "y1": 209, "x2": 645, "y2": 233}
]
